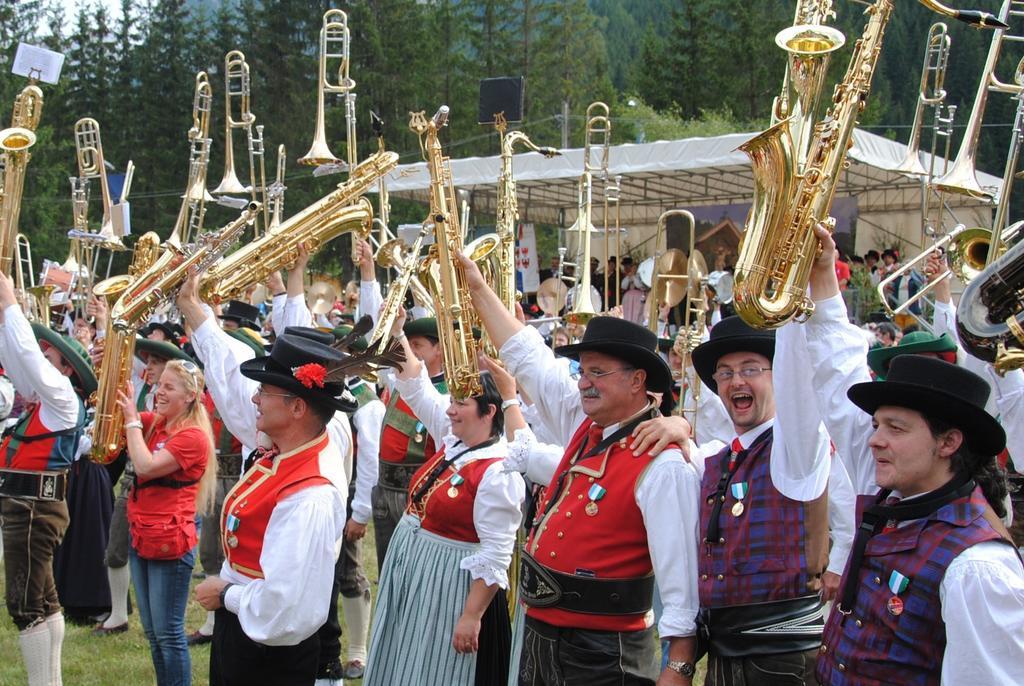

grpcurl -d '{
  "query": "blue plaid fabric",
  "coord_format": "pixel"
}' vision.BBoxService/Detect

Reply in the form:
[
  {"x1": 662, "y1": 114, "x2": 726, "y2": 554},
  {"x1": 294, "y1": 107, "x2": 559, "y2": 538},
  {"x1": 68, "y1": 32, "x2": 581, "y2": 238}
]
[
  {"x1": 817, "y1": 487, "x2": 1008, "y2": 685},
  {"x1": 698, "y1": 435, "x2": 816, "y2": 607}
]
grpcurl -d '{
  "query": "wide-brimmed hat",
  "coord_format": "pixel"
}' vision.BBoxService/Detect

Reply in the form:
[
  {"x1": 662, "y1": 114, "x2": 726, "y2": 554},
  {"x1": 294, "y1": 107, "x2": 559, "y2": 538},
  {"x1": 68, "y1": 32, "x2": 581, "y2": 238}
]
[
  {"x1": 139, "y1": 321, "x2": 183, "y2": 342},
  {"x1": 135, "y1": 337, "x2": 193, "y2": 364},
  {"x1": 239, "y1": 333, "x2": 357, "y2": 413},
  {"x1": 218, "y1": 300, "x2": 261, "y2": 330},
  {"x1": 848, "y1": 355, "x2": 1005, "y2": 456},
  {"x1": 332, "y1": 325, "x2": 369, "y2": 351},
  {"x1": 554, "y1": 316, "x2": 674, "y2": 415},
  {"x1": 32, "y1": 323, "x2": 97, "y2": 397},
  {"x1": 867, "y1": 330, "x2": 958, "y2": 380},
  {"x1": 692, "y1": 316, "x2": 775, "y2": 394},
  {"x1": 283, "y1": 326, "x2": 335, "y2": 346},
  {"x1": 403, "y1": 317, "x2": 439, "y2": 341},
  {"x1": 226, "y1": 328, "x2": 267, "y2": 358}
]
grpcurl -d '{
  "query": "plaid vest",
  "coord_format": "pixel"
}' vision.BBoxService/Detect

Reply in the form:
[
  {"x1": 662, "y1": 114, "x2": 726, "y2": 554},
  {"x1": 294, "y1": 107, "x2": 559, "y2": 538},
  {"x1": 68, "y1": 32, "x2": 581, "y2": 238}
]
[
  {"x1": 699, "y1": 430, "x2": 828, "y2": 607},
  {"x1": 816, "y1": 487, "x2": 1010, "y2": 686}
]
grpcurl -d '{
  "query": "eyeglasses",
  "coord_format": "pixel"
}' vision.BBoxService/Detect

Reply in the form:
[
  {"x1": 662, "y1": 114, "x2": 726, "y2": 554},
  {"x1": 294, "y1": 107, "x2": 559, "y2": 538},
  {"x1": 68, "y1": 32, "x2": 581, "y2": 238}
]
[
  {"x1": 255, "y1": 386, "x2": 295, "y2": 400},
  {"x1": 575, "y1": 366, "x2": 636, "y2": 382},
  {"x1": 711, "y1": 366, "x2": 772, "y2": 383}
]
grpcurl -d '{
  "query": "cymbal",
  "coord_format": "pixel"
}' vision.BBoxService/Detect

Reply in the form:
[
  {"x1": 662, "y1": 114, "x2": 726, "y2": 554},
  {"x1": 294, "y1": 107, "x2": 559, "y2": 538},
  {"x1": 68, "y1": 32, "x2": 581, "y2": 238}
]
[
  {"x1": 306, "y1": 281, "x2": 338, "y2": 315},
  {"x1": 688, "y1": 249, "x2": 708, "y2": 301},
  {"x1": 537, "y1": 277, "x2": 568, "y2": 316},
  {"x1": 653, "y1": 248, "x2": 689, "y2": 308}
]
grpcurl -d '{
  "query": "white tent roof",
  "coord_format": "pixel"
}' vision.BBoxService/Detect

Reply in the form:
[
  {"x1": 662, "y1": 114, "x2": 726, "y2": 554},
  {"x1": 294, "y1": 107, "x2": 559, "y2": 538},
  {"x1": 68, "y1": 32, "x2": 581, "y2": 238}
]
[{"x1": 382, "y1": 128, "x2": 1000, "y2": 233}]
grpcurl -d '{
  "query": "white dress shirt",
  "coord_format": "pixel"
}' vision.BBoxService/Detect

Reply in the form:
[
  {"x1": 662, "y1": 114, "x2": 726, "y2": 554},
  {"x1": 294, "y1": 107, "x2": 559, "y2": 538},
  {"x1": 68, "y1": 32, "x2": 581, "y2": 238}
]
[
  {"x1": 804, "y1": 292, "x2": 1024, "y2": 685},
  {"x1": 500, "y1": 325, "x2": 702, "y2": 639},
  {"x1": 391, "y1": 366, "x2": 525, "y2": 588},
  {"x1": 348, "y1": 380, "x2": 384, "y2": 525},
  {"x1": 0, "y1": 305, "x2": 79, "y2": 432},
  {"x1": 220, "y1": 434, "x2": 347, "y2": 645},
  {"x1": 359, "y1": 280, "x2": 383, "y2": 329}
]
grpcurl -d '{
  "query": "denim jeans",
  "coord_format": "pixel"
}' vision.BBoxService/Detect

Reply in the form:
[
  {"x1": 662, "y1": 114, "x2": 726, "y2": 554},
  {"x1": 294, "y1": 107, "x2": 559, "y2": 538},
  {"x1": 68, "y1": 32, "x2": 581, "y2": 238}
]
[{"x1": 129, "y1": 546, "x2": 195, "y2": 686}]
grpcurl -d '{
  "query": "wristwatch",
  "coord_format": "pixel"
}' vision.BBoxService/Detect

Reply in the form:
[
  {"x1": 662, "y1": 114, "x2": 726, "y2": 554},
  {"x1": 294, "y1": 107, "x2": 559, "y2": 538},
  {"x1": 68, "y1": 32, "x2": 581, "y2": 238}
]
[{"x1": 667, "y1": 660, "x2": 696, "y2": 677}]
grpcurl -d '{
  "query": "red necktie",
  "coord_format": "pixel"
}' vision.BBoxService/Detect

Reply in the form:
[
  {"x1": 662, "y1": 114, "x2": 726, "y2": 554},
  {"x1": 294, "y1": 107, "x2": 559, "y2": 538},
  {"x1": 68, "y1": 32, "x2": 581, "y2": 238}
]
[
  {"x1": 729, "y1": 438, "x2": 743, "y2": 470},
  {"x1": 586, "y1": 424, "x2": 605, "y2": 454},
  {"x1": 881, "y1": 496, "x2": 900, "y2": 534}
]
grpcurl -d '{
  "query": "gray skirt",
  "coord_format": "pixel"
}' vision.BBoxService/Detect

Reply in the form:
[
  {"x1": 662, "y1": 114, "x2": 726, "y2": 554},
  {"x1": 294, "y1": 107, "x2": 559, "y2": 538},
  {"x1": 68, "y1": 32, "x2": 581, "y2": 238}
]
[{"x1": 364, "y1": 514, "x2": 479, "y2": 686}]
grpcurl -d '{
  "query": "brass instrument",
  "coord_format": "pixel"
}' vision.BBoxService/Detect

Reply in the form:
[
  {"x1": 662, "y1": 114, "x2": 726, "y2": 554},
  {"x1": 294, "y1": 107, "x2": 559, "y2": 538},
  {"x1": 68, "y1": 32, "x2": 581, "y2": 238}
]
[
  {"x1": 771, "y1": 0, "x2": 845, "y2": 172},
  {"x1": 672, "y1": 253, "x2": 708, "y2": 438},
  {"x1": 0, "y1": 82, "x2": 43, "y2": 275},
  {"x1": 169, "y1": 72, "x2": 214, "y2": 247},
  {"x1": 565, "y1": 170, "x2": 599, "y2": 326},
  {"x1": 366, "y1": 223, "x2": 433, "y2": 357},
  {"x1": 932, "y1": 0, "x2": 1022, "y2": 199},
  {"x1": 410, "y1": 106, "x2": 482, "y2": 399},
  {"x1": 113, "y1": 203, "x2": 259, "y2": 333},
  {"x1": 371, "y1": 112, "x2": 392, "y2": 253},
  {"x1": 89, "y1": 231, "x2": 162, "y2": 463},
  {"x1": 299, "y1": 9, "x2": 355, "y2": 168},
  {"x1": 200, "y1": 149, "x2": 398, "y2": 304},
  {"x1": 957, "y1": 233, "x2": 1024, "y2": 374},
  {"x1": 734, "y1": 0, "x2": 1001, "y2": 329},
  {"x1": 494, "y1": 113, "x2": 559, "y2": 314},
  {"x1": 647, "y1": 210, "x2": 697, "y2": 333},
  {"x1": 268, "y1": 144, "x2": 287, "y2": 230},
  {"x1": 373, "y1": 235, "x2": 434, "y2": 316},
  {"x1": 895, "y1": 23, "x2": 951, "y2": 177},
  {"x1": 212, "y1": 50, "x2": 252, "y2": 196},
  {"x1": 14, "y1": 232, "x2": 50, "y2": 323}
]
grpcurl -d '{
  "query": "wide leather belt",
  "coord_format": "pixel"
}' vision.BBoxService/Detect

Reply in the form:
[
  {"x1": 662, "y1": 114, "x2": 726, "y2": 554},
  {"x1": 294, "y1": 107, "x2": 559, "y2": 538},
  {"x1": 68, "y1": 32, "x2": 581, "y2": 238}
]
[
  {"x1": 699, "y1": 594, "x2": 826, "y2": 658},
  {"x1": 378, "y1": 461, "x2": 423, "y2": 491},
  {"x1": 519, "y1": 550, "x2": 654, "y2": 616},
  {"x1": 0, "y1": 468, "x2": 68, "y2": 502}
]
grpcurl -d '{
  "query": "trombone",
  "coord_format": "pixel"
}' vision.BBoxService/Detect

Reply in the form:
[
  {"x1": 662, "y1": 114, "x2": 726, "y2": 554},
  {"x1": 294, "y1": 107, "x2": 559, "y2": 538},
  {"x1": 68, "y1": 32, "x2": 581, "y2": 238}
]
[
  {"x1": 169, "y1": 71, "x2": 214, "y2": 247},
  {"x1": 895, "y1": 23, "x2": 951, "y2": 177},
  {"x1": 647, "y1": 210, "x2": 699, "y2": 334},
  {"x1": 299, "y1": 9, "x2": 356, "y2": 168},
  {"x1": 212, "y1": 50, "x2": 252, "y2": 196}
]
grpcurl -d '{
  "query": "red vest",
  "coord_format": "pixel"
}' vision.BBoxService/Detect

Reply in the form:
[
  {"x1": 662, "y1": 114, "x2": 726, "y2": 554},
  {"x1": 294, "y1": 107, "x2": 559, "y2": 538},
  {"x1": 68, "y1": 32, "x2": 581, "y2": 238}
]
[
  {"x1": 406, "y1": 446, "x2": 502, "y2": 542},
  {"x1": 221, "y1": 433, "x2": 332, "y2": 579},
  {"x1": 526, "y1": 418, "x2": 662, "y2": 632},
  {"x1": 378, "y1": 375, "x2": 447, "y2": 466},
  {"x1": 2, "y1": 400, "x2": 85, "y2": 471}
]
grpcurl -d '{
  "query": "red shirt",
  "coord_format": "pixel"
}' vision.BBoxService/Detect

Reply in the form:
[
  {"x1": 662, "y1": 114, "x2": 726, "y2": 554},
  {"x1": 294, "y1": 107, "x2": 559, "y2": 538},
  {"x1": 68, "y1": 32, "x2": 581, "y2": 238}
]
[{"x1": 835, "y1": 260, "x2": 851, "y2": 290}]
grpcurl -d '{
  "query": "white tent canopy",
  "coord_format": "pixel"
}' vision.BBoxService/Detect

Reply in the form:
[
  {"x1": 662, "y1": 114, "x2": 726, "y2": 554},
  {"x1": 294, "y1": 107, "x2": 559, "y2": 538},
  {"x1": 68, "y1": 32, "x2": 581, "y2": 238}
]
[{"x1": 382, "y1": 128, "x2": 999, "y2": 257}]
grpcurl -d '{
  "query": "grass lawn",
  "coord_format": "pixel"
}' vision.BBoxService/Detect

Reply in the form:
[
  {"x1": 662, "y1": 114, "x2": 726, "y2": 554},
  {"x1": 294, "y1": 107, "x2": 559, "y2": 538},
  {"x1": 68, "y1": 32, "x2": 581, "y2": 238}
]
[{"x1": 0, "y1": 524, "x2": 707, "y2": 685}]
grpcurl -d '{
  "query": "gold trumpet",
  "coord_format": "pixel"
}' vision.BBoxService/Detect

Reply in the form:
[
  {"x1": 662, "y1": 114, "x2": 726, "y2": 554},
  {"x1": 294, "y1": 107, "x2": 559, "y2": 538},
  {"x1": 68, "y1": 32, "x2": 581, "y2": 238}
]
[{"x1": 299, "y1": 9, "x2": 356, "y2": 168}]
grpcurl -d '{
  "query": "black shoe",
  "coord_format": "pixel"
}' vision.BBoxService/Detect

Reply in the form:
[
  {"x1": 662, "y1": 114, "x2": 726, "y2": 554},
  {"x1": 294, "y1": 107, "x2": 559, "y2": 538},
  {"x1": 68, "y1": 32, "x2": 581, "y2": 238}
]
[
  {"x1": 92, "y1": 622, "x2": 128, "y2": 636},
  {"x1": 317, "y1": 660, "x2": 344, "y2": 680}
]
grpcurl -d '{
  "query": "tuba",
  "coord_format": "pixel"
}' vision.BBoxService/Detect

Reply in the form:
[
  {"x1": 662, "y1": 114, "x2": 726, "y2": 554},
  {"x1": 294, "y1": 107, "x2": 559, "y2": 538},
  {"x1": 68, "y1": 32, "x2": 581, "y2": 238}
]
[
  {"x1": 200, "y1": 149, "x2": 398, "y2": 304},
  {"x1": 89, "y1": 232, "x2": 162, "y2": 463},
  {"x1": 0, "y1": 82, "x2": 43, "y2": 275},
  {"x1": 734, "y1": 0, "x2": 1004, "y2": 329},
  {"x1": 299, "y1": 9, "x2": 356, "y2": 168},
  {"x1": 410, "y1": 106, "x2": 482, "y2": 399},
  {"x1": 957, "y1": 236, "x2": 1024, "y2": 374}
]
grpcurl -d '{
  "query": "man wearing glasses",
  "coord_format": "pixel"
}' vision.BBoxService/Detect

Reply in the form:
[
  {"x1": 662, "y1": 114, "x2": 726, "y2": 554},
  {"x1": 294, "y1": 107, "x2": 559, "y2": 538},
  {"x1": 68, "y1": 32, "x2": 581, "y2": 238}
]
[
  {"x1": 459, "y1": 253, "x2": 701, "y2": 686},
  {"x1": 688, "y1": 316, "x2": 833, "y2": 686}
]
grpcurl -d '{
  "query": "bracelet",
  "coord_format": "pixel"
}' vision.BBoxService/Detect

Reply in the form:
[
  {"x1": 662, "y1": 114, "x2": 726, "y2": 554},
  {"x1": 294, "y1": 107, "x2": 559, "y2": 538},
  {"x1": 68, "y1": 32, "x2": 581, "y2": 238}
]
[
  {"x1": 219, "y1": 583, "x2": 235, "y2": 609},
  {"x1": 272, "y1": 291, "x2": 287, "y2": 298},
  {"x1": 500, "y1": 398, "x2": 521, "y2": 411},
  {"x1": 124, "y1": 420, "x2": 143, "y2": 430}
]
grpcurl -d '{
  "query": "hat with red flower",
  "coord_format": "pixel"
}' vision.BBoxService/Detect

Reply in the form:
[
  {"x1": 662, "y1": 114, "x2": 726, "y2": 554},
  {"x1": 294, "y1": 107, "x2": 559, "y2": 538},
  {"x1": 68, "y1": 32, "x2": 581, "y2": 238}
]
[{"x1": 239, "y1": 333, "x2": 357, "y2": 413}]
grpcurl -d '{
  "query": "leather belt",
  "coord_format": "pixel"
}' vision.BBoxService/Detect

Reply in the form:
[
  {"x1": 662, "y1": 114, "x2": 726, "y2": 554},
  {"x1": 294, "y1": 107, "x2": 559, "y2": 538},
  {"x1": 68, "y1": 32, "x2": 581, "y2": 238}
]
[
  {"x1": 699, "y1": 594, "x2": 826, "y2": 658},
  {"x1": 217, "y1": 453, "x2": 243, "y2": 477},
  {"x1": 519, "y1": 550, "x2": 654, "y2": 616},
  {"x1": 0, "y1": 468, "x2": 68, "y2": 502},
  {"x1": 378, "y1": 461, "x2": 422, "y2": 491}
]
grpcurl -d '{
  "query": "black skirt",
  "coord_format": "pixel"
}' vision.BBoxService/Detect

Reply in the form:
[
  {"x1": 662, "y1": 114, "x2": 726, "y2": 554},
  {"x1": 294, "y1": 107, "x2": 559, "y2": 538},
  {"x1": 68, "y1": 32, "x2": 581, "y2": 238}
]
[{"x1": 476, "y1": 588, "x2": 511, "y2": 686}]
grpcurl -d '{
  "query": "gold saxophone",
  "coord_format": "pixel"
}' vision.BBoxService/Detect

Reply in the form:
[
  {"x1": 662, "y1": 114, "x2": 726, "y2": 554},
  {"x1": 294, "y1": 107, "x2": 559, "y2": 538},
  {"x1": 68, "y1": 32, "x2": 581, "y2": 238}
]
[
  {"x1": 89, "y1": 232, "x2": 162, "y2": 463},
  {"x1": 734, "y1": 0, "x2": 1001, "y2": 328},
  {"x1": 199, "y1": 149, "x2": 397, "y2": 304},
  {"x1": 0, "y1": 83, "x2": 43, "y2": 276},
  {"x1": 411, "y1": 107, "x2": 482, "y2": 399}
]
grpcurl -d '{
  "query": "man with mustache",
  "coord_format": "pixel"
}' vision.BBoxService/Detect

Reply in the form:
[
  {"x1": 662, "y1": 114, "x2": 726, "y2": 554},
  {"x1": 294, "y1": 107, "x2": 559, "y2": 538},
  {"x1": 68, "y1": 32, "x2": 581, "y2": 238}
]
[
  {"x1": 687, "y1": 310, "x2": 833, "y2": 685},
  {"x1": 459, "y1": 254, "x2": 701, "y2": 686}
]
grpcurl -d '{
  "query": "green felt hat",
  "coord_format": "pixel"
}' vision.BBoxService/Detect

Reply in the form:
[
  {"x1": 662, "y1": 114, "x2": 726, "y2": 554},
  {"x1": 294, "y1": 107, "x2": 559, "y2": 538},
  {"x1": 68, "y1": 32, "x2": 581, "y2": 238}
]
[
  {"x1": 331, "y1": 325, "x2": 368, "y2": 352},
  {"x1": 867, "y1": 331, "x2": 957, "y2": 380},
  {"x1": 135, "y1": 338, "x2": 194, "y2": 364},
  {"x1": 403, "y1": 317, "x2": 439, "y2": 340},
  {"x1": 32, "y1": 324, "x2": 97, "y2": 397},
  {"x1": 657, "y1": 337, "x2": 674, "y2": 353},
  {"x1": 226, "y1": 328, "x2": 267, "y2": 358}
]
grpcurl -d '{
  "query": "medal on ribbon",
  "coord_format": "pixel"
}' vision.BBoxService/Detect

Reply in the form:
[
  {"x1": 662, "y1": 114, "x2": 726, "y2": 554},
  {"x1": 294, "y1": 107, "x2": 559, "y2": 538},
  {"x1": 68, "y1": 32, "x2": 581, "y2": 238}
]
[
  {"x1": 887, "y1": 570, "x2": 910, "y2": 616},
  {"x1": 730, "y1": 482, "x2": 748, "y2": 517},
  {"x1": 226, "y1": 514, "x2": 241, "y2": 548},
  {"x1": 447, "y1": 473, "x2": 465, "y2": 498},
  {"x1": 414, "y1": 421, "x2": 425, "y2": 443},
  {"x1": 585, "y1": 484, "x2": 606, "y2": 516}
]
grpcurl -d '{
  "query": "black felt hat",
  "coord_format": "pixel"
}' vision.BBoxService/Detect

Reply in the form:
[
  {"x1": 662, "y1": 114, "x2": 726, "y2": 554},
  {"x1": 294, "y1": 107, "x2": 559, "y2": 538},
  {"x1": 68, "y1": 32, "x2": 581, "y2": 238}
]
[
  {"x1": 218, "y1": 300, "x2": 262, "y2": 331},
  {"x1": 848, "y1": 355, "x2": 1005, "y2": 456},
  {"x1": 239, "y1": 333, "x2": 357, "y2": 413},
  {"x1": 139, "y1": 321, "x2": 183, "y2": 342},
  {"x1": 283, "y1": 326, "x2": 335, "y2": 346},
  {"x1": 692, "y1": 316, "x2": 776, "y2": 395},
  {"x1": 554, "y1": 316, "x2": 674, "y2": 415}
]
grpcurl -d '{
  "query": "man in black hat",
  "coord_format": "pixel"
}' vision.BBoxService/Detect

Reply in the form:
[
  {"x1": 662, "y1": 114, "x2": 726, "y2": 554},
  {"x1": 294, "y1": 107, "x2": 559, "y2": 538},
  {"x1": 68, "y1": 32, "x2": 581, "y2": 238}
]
[
  {"x1": 801, "y1": 224, "x2": 1024, "y2": 684},
  {"x1": 194, "y1": 332, "x2": 351, "y2": 685},
  {"x1": 0, "y1": 272, "x2": 93, "y2": 686},
  {"x1": 684, "y1": 305, "x2": 833, "y2": 684},
  {"x1": 459, "y1": 254, "x2": 701, "y2": 685},
  {"x1": 218, "y1": 300, "x2": 262, "y2": 333}
]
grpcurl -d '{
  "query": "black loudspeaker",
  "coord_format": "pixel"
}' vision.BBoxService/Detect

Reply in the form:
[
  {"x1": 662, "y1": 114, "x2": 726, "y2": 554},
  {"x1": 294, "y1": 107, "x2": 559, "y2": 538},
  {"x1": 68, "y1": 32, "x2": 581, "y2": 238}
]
[{"x1": 479, "y1": 77, "x2": 525, "y2": 125}]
